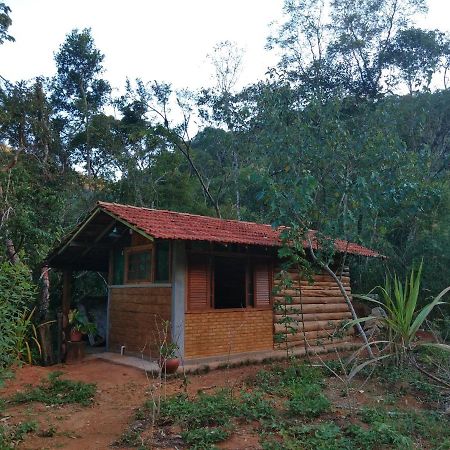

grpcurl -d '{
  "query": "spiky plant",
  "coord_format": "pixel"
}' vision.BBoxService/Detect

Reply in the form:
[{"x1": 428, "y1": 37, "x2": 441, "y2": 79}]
[{"x1": 356, "y1": 262, "x2": 450, "y2": 362}]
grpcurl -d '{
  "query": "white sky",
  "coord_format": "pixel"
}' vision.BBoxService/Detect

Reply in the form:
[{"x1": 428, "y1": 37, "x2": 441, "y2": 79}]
[{"x1": 1, "y1": 0, "x2": 449, "y2": 92}]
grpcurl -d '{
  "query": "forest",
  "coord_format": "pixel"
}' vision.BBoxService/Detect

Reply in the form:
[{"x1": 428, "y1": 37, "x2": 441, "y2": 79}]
[{"x1": 0, "y1": 0, "x2": 449, "y2": 363}]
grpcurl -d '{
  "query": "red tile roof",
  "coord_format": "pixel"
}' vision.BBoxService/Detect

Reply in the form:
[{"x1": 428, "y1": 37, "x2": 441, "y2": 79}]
[{"x1": 98, "y1": 201, "x2": 383, "y2": 258}]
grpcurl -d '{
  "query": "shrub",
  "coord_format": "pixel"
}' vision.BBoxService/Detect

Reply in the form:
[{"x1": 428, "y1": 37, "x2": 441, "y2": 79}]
[
  {"x1": 355, "y1": 262, "x2": 450, "y2": 361},
  {"x1": 287, "y1": 382, "x2": 330, "y2": 417},
  {"x1": 0, "y1": 261, "x2": 37, "y2": 369}
]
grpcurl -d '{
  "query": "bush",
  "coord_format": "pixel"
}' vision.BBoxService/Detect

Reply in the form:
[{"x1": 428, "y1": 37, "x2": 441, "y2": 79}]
[
  {"x1": 0, "y1": 261, "x2": 37, "y2": 369},
  {"x1": 287, "y1": 382, "x2": 330, "y2": 417}
]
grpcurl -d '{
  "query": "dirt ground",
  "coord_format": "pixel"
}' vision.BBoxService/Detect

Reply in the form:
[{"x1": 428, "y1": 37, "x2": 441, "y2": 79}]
[
  {"x1": 1, "y1": 358, "x2": 268, "y2": 450},
  {"x1": 0, "y1": 356, "x2": 433, "y2": 450}
]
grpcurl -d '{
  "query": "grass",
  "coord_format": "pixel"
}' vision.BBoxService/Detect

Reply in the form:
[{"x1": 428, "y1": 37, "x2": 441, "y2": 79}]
[
  {"x1": 0, "y1": 421, "x2": 38, "y2": 450},
  {"x1": 118, "y1": 359, "x2": 450, "y2": 449},
  {"x1": 0, "y1": 371, "x2": 97, "y2": 448},
  {"x1": 11, "y1": 371, "x2": 96, "y2": 406}
]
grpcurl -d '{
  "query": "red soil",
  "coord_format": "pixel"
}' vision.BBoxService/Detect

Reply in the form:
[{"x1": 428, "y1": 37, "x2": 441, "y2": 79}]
[{"x1": 1, "y1": 359, "x2": 263, "y2": 450}]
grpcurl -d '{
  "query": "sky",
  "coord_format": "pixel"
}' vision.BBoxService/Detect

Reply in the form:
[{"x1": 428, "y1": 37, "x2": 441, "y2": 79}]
[{"x1": 1, "y1": 0, "x2": 450, "y2": 93}]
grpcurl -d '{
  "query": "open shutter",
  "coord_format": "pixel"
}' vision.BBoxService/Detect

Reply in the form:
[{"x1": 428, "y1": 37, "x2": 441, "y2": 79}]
[
  {"x1": 254, "y1": 261, "x2": 271, "y2": 307},
  {"x1": 187, "y1": 254, "x2": 210, "y2": 311}
]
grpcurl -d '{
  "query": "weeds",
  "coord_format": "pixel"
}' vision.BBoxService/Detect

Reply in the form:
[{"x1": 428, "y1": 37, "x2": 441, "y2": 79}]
[
  {"x1": 182, "y1": 427, "x2": 231, "y2": 449},
  {"x1": 287, "y1": 382, "x2": 330, "y2": 417},
  {"x1": 159, "y1": 390, "x2": 237, "y2": 429},
  {"x1": 0, "y1": 421, "x2": 38, "y2": 449},
  {"x1": 11, "y1": 371, "x2": 96, "y2": 406},
  {"x1": 119, "y1": 360, "x2": 450, "y2": 449}
]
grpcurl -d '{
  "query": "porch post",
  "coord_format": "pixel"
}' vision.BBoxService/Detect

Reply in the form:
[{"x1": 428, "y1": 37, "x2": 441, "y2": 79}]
[
  {"x1": 171, "y1": 241, "x2": 186, "y2": 358},
  {"x1": 61, "y1": 270, "x2": 72, "y2": 360}
]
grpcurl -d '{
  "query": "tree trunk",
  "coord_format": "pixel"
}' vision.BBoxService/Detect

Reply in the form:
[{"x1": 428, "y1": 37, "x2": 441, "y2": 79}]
[
  {"x1": 5, "y1": 238, "x2": 19, "y2": 264},
  {"x1": 38, "y1": 266, "x2": 54, "y2": 365},
  {"x1": 307, "y1": 241, "x2": 375, "y2": 359}
]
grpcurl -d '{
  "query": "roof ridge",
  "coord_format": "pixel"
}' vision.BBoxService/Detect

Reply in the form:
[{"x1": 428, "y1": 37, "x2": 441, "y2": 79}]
[{"x1": 97, "y1": 201, "x2": 275, "y2": 229}]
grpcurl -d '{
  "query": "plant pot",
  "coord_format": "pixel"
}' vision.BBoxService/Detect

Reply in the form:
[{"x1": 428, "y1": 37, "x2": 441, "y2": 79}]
[
  {"x1": 70, "y1": 329, "x2": 83, "y2": 342},
  {"x1": 159, "y1": 357, "x2": 180, "y2": 374}
]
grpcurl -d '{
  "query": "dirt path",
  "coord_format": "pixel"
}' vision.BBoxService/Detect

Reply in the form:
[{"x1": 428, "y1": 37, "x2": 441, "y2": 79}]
[
  {"x1": 1, "y1": 358, "x2": 264, "y2": 450},
  {"x1": 2, "y1": 359, "x2": 149, "y2": 450}
]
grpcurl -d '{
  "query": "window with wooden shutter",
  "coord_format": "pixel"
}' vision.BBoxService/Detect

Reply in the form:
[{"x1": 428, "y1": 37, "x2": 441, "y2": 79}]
[
  {"x1": 254, "y1": 261, "x2": 271, "y2": 307},
  {"x1": 187, "y1": 254, "x2": 211, "y2": 311}
]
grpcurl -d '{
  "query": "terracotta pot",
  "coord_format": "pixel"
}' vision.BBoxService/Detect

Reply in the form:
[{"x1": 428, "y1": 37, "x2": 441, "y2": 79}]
[
  {"x1": 159, "y1": 357, "x2": 180, "y2": 374},
  {"x1": 70, "y1": 329, "x2": 83, "y2": 342}
]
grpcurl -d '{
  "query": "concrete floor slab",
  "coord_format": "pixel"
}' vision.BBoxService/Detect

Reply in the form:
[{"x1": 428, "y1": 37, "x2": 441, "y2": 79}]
[{"x1": 83, "y1": 338, "x2": 361, "y2": 374}]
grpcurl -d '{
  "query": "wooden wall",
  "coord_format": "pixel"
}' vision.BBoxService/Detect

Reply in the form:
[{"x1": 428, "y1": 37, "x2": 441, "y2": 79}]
[
  {"x1": 273, "y1": 268, "x2": 354, "y2": 349},
  {"x1": 108, "y1": 286, "x2": 171, "y2": 356},
  {"x1": 184, "y1": 309, "x2": 273, "y2": 358}
]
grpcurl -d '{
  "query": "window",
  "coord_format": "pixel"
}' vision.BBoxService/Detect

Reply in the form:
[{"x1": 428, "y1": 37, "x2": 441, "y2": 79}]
[
  {"x1": 112, "y1": 248, "x2": 124, "y2": 285},
  {"x1": 118, "y1": 241, "x2": 171, "y2": 285},
  {"x1": 126, "y1": 248, "x2": 152, "y2": 282},
  {"x1": 186, "y1": 253, "x2": 272, "y2": 311},
  {"x1": 214, "y1": 257, "x2": 246, "y2": 309},
  {"x1": 155, "y1": 240, "x2": 170, "y2": 282}
]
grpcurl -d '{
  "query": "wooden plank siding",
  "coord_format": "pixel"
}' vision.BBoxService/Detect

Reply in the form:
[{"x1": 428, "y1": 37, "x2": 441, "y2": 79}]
[
  {"x1": 108, "y1": 286, "x2": 171, "y2": 356},
  {"x1": 273, "y1": 268, "x2": 354, "y2": 350}
]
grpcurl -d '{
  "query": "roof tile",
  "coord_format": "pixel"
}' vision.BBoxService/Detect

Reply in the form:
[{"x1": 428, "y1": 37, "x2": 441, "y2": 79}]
[{"x1": 98, "y1": 202, "x2": 382, "y2": 258}]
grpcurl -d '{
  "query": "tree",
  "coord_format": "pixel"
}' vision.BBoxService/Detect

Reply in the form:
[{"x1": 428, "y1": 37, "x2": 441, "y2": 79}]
[
  {"x1": 329, "y1": 0, "x2": 427, "y2": 97},
  {"x1": 384, "y1": 28, "x2": 447, "y2": 93},
  {"x1": 0, "y1": 2, "x2": 14, "y2": 45},
  {"x1": 268, "y1": 0, "x2": 432, "y2": 98},
  {"x1": 52, "y1": 28, "x2": 111, "y2": 177}
]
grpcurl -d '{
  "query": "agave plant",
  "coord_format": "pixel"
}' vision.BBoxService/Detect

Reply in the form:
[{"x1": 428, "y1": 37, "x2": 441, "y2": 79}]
[{"x1": 355, "y1": 262, "x2": 450, "y2": 361}]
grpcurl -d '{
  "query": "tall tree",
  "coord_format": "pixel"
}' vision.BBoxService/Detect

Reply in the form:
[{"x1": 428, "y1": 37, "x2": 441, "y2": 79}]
[
  {"x1": 384, "y1": 28, "x2": 447, "y2": 93},
  {"x1": 52, "y1": 28, "x2": 110, "y2": 177},
  {"x1": 0, "y1": 2, "x2": 14, "y2": 45}
]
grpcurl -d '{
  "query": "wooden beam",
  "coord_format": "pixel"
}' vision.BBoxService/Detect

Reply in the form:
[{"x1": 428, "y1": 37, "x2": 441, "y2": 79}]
[
  {"x1": 56, "y1": 209, "x2": 101, "y2": 256},
  {"x1": 62, "y1": 270, "x2": 72, "y2": 318},
  {"x1": 81, "y1": 219, "x2": 116, "y2": 257},
  {"x1": 101, "y1": 209, "x2": 154, "y2": 242}
]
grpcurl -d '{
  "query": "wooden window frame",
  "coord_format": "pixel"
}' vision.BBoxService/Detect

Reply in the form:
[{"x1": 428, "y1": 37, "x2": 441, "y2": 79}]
[
  {"x1": 124, "y1": 244, "x2": 154, "y2": 284},
  {"x1": 186, "y1": 252, "x2": 273, "y2": 312},
  {"x1": 118, "y1": 241, "x2": 172, "y2": 285}
]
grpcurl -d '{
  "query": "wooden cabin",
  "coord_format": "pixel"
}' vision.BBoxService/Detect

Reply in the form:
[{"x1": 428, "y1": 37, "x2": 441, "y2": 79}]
[{"x1": 46, "y1": 201, "x2": 383, "y2": 362}]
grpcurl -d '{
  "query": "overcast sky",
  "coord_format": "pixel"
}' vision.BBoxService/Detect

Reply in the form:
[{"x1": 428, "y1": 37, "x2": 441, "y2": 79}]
[{"x1": 1, "y1": 0, "x2": 449, "y2": 93}]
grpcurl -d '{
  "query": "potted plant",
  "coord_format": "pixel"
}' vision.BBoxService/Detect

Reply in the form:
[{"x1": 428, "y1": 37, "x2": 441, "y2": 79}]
[
  {"x1": 68, "y1": 309, "x2": 97, "y2": 342},
  {"x1": 158, "y1": 342, "x2": 180, "y2": 374}
]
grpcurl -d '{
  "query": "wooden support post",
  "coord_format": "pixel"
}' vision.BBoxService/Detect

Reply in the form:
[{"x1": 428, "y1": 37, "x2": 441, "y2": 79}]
[{"x1": 61, "y1": 270, "x2": 72, "y2": 361}]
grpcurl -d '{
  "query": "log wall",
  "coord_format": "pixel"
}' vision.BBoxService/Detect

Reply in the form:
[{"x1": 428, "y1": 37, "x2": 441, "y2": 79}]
[
  {"x1": 273, "y1": 268, "x2": 354, "y2": 350},
  {"x1": 108, "y1": 286, "x2": 172, "y2": 356}
]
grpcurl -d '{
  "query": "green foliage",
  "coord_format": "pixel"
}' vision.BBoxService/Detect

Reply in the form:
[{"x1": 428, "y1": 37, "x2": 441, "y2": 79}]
[
  {"x1": 182, "y1": 427, "x2": 230, "y2": 449},
  {"x1": 372, "y1": 359, "x2": 442, "y2": 401},
  {"x1": 235, "y1": 390, "x2": 275, "y2": 421},
  {"x1": 356, "y1": 263, "x2": 450, "y2": 358},
  {"x1": 0, "y1": 421, "x2": 38, "y2": 450},
  {"x1": 255, "y1": 363, "x2": 325, "y2": 396},
  {"x1": 11, "y1": 371, "x2": 96, "y2": 406},
  {"x1": 160, "y1": 390, "x2": 236, "y2": 429},
  {"x1": 68, "y1": 308, "x2": 97, "y2": 335},
  {"x1": 0, "y1": 2, "x2": 14, "y2": 45},
  {"x1": 0, "y1": 261, "x2": 37, "y2": 369},
  {"x1": 159, "y1": 341, "x2": 179, "y2": 359},
  {"x1": 287, "y1": 383, "x2": 330, "y2": 417}
]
